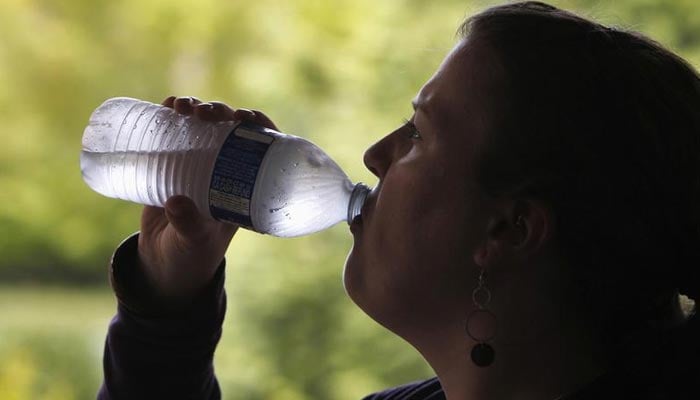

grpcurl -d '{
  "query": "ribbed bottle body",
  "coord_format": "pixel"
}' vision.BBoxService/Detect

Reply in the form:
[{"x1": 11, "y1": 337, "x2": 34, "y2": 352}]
[
  {"x1": 80, "y1": 98, "x2": 232, "y2": 215},
  {"x1": 80, "y1": 97, "x2": 369, "y2": 237}
]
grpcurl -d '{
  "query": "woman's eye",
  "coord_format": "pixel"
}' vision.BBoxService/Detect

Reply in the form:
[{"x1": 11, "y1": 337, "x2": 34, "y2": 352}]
[{"x1": 402, "y1": 118, "x2": 422, "y2": 140}]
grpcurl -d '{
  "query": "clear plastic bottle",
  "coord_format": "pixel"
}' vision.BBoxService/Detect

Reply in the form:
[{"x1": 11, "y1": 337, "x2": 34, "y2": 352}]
[{"x1": 80, "y1": 97, "x2": 370, "y2": 237}]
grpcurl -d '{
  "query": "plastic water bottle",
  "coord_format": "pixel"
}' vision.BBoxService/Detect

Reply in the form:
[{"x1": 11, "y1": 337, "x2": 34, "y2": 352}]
[{"x1": 80, "y1": 97, "x2": 370, "y2": 237}]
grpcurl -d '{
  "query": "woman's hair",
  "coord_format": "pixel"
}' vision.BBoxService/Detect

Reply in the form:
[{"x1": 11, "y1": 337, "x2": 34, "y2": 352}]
[{"x1": 460, "y1": 2, "x2": 699, "y2": 337}]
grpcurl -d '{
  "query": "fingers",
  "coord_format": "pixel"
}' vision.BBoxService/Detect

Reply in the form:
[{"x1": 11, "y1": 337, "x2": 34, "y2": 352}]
[
  {"x1": 161, "y1": 96, "x2": 176, "y2": 108},
  {"x1": 232, "y1": 108, "x2": 256, "y2": 121},
  {"x1": 161, "y1": 96, "x2": 202, "y2": 113},
  {"x1": 194, "y1": 102, "x2": 237, "y2": 122},
  {"x1": 253, "y1": 110, "x2": 279, "y2": 130},
  {"x1": 164, "y1": 195, "x2": 209, "y2": 243},
  {"x1": 161, "y1": 96, "x2": 279, "y2": 129},
  {"x1": 192, "y1": 102, "x2": 279, "y2": 130},
  {"x1": 236, "y1": 109, "x2": 279, "y2": 130},
  {"x1": 173, "y1": 96, "x2": 202, "y2": 115}
]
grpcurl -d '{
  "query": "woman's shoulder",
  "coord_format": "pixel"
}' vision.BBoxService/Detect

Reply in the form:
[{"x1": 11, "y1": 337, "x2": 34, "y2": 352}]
[
  {"x1": 561, "y1": 365, "x2": 700, "y2": 400},
  {"x1": 361, "y1": 315, "x2": 699, "y2": 400},
  {"x1": 361, "y1": 377, "x2": 445, "y2": 400},
  {"x1": 565, "y1": 314, "x2": 700, "y2": 400}
]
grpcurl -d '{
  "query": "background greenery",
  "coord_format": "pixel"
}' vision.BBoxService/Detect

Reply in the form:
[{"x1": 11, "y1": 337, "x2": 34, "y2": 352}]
[{"x1": 0, "y1": 0, "x2": 697, "y2": 399}]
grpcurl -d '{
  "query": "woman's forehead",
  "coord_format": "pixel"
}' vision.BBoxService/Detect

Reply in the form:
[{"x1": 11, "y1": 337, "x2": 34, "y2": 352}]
[{"x1": 418, "y1": 39, "x2": 495, "y2": 137}]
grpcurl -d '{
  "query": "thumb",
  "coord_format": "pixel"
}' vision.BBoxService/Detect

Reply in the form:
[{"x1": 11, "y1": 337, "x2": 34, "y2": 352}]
[{"x1": 164, "y1": 195, "x2": 208, "y2": 242}]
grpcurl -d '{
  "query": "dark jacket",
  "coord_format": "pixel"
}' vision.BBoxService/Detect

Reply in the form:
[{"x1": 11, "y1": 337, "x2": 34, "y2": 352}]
[{"x1": 98, "y1": 233, "x2": 700, "y2": 399}]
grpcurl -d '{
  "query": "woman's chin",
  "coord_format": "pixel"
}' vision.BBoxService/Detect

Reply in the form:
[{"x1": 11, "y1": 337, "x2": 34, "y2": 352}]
[
  {"x1": 342, "y1": 246, "x2": 381, "y2": 320},
  {"x1": 342, "y1": 245, "x2": 362, "y2": 302}
]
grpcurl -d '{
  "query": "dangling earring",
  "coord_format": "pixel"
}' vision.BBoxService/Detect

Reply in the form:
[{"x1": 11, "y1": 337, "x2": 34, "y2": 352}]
[{"x1": 466, "y1": 268, "x2": 497, "y2": 367}]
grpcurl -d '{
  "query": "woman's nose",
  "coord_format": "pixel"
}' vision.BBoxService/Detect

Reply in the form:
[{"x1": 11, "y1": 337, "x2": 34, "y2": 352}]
[{"x1": 363, "y1": 132, "x2": 395, "y2": 179}]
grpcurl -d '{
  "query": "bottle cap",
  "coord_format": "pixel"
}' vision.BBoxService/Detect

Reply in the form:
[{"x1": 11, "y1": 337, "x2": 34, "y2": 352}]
[{"x1": 347, "y1": 183, "x2": 371, "y2": 224}]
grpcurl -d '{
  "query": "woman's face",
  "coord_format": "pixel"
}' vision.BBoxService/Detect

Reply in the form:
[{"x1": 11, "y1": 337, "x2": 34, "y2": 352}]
[{"x1": 344, "y1": 39, "x2": 498, "y2": 334}]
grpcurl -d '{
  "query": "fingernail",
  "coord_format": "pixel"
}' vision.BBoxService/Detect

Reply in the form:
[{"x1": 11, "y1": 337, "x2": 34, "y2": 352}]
[
  {"x1": 199, "y1": 102, "x2": 214, "y2": 111},
  {"x1": 238, "y1": 108, "x2": 255, "y2": 118}
]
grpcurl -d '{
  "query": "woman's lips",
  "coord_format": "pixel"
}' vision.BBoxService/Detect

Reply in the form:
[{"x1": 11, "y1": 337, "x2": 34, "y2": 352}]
[
  {"x1": 350, "y1": 188, "x2": 375, "y2": 234},
  {"x1": 350, "y1": 200, "x2": 371, "y2": 234},
  {"x1": 350, "y1": 214, "x2": 363, "y2": 233}
]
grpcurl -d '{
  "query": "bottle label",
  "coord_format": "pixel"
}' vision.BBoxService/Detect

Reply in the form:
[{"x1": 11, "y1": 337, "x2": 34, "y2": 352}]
[{"x1": 209, "y1": 122, "x2": 276, "y2": 228}]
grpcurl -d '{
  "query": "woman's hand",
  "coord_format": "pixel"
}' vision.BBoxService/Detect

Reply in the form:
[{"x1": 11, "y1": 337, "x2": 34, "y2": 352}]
[{"x1": 137, "y1": 96, "x2": 278, "y2": 300}]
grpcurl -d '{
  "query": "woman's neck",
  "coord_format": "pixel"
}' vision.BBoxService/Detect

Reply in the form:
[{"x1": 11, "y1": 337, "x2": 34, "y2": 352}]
[{"x1": 414, "y1": 315, "x2": 607, "y2": 400}]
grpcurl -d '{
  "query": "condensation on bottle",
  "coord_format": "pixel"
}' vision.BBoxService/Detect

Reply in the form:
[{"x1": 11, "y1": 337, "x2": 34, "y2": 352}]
[{"x1": 80, "y1": 97, "x2": 369, "y2": 237}]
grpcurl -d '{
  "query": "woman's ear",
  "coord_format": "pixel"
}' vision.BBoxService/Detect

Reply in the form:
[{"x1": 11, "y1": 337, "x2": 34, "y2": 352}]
[{"x1": 472, "y1": 199, "x2": 553, "y2": 268}]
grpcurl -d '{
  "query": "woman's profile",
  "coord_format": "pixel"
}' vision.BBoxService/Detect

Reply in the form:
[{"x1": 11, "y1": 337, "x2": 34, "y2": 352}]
[{"x1": 97, "y1": 2, "x2": 699, "y2": 399}]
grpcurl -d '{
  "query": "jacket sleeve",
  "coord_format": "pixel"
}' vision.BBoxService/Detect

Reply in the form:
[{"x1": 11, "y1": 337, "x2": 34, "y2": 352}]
[
  {"x1": 361, "y1": 378, "x2": 445, "y2": 400},
  {"x1": 97, "y1": 233, "x2": 226, "y2": 400}
]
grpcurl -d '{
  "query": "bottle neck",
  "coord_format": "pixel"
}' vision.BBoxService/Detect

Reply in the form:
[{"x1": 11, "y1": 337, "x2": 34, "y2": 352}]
[{"x1": 347, "y1": 183, "x2": 370, "y2": 224}]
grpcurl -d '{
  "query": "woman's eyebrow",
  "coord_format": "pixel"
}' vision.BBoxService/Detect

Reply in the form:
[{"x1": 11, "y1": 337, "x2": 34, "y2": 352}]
[
  {"x1": 411, "y1": 98, "x2": 432, "y2": 119},
  {"x1": 411, "y1": 98, "x2": 421, "y2": 112},
  {"x1": 412, "y1": 96, "x2": 441, "y2": 131}
]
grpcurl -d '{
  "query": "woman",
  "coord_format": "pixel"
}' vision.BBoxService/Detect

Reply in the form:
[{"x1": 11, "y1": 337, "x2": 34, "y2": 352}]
[{"x1": 98, "y1": 2, "x2": 699, "y2": 399}]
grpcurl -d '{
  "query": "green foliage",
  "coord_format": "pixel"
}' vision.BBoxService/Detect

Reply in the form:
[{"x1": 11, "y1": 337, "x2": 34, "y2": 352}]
[
  {"x1": 2, "y1": 0, "x2": 696, "y2": 279},
  {"x1": 0, "y1": 286, "x2": 112, "y2": 399},
  {"x1": 0, "y1": 0, "x2": 699, "y2": 399}
]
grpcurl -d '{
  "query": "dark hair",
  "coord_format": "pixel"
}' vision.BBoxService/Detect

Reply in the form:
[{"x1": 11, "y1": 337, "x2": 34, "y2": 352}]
[{"x1": 460, "y1": 2, "x2": 699, "y2": 337}]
